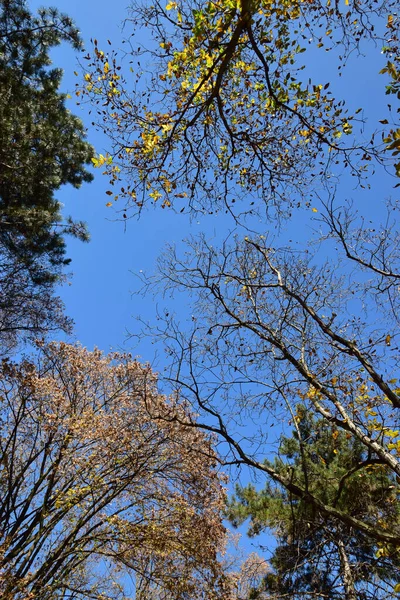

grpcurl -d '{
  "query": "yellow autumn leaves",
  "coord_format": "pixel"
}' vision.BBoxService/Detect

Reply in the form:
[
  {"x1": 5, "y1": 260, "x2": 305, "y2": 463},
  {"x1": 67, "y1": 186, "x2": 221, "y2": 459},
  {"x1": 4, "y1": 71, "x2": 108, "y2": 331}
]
[{"x1": 91, "y1": 153, "x2": 112, "y2": 168}]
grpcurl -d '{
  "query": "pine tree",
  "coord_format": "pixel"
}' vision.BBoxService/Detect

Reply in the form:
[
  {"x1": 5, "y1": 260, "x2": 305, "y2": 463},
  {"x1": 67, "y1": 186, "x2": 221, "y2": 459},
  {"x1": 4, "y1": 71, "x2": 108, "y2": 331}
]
[
  {"x1": 0, "y1": 0, "x2": 94, "y2": 350},
  {"x1": 227, "y1": 407, "x2": 400, "y2": 599},
  {"x1": 0, "y1": 0, "x2": 93, "y2": 285}
]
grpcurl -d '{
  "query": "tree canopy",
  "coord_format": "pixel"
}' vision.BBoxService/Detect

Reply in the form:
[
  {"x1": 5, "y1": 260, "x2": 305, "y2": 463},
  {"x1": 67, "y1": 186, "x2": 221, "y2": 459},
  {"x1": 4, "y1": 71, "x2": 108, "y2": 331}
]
[
  {"x1": 145, "y1": 227, "x2": 400, "y2": 549},
  {"x1": 0, "y1": 0, "x2": 95, "y2": 353},
  {"x1": 80, "y1": 0, "x2": 400, "y2": 581},
  {"x1": 1, "y1": 0, "x2": 400, "y2": 596},
  {"x1": 227, "y1": 408, "x2": 400, "y2": 599},
  {"x1": 0, "y1": 0, "x2": 93, "y2": 285},
  {"x1": 83, "y1": 0, "x2": 399, "y2": 215},
  {"x1": 0, "y1": 342, "x2": 231, "y2": 600}
]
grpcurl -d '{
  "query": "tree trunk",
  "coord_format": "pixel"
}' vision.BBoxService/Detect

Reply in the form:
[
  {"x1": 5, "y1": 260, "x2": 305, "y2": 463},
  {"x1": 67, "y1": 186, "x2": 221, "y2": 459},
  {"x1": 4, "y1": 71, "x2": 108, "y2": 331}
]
[{"x1": 337, "y1": 538, "x2": 357, "y2": 600}]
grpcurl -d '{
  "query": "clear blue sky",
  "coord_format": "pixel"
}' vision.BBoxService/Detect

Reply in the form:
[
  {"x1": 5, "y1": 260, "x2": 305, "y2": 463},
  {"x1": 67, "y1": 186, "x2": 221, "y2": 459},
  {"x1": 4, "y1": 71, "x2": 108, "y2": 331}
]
[
  {"x1": 29, "y1": 0, "x2": 393, "y2": 361},
  {"x1": 28, "y1": 0, "x2": 397, "y2": 564},
  {"x1": 30, "y1": 0, "x2": 204, "y2": 359}
]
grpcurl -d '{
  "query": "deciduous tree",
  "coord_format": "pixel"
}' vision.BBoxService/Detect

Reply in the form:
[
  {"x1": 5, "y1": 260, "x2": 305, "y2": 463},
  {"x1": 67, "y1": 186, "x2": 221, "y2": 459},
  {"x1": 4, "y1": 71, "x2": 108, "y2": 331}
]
[
  {"x1": 139, "y1": 224, "x2": 400, "y2": 552},
  {"x1": 81, "y1": 0, "x2": 400, "y2": 590},
  {"x1": 0, "y1": 342, "x2": 230, "y2": 599},
  {"x1": 83, "y1": 0, "x2": 398, "y2": 214}
]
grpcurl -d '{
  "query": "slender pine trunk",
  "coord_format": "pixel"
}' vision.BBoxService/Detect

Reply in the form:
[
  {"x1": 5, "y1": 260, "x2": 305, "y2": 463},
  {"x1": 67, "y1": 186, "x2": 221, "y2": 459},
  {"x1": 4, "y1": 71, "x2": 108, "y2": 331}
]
[{"x1": 337, "y1": 538, "x2": 357, "y2": 600}]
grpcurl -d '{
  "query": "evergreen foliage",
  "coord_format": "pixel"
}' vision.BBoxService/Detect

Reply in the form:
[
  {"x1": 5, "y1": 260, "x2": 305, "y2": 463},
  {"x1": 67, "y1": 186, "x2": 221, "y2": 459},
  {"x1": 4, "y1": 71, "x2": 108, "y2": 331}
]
[
  {"x1": 227, "y1": 408, "x2": 400, "y2": 599},
  {"x1": 0, "y1": 0, "x2": 93, "y2": 286}
]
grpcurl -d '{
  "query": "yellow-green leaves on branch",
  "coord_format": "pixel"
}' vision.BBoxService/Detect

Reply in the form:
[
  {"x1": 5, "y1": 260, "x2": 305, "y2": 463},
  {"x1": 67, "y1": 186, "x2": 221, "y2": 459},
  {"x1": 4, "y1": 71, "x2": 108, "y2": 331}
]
[{"x1": 80, "y1": 0, "x2": 398, "y2": 216}]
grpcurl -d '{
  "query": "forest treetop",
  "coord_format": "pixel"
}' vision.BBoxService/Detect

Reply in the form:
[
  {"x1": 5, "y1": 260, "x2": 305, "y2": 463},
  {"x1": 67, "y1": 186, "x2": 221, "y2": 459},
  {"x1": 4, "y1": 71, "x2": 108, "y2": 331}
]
[
  {"x1": 82, "y1": 0, "x2": 399, "y2": 218},
  {"x1": 0, "y1": 342, "x2": 235, "y2": 599},
  {"x1": 0, "y1": 0, "x2": 95, "y2": 353},
  {"x1": 0, "y1": 0, "x2": 93, "y2": 286}
]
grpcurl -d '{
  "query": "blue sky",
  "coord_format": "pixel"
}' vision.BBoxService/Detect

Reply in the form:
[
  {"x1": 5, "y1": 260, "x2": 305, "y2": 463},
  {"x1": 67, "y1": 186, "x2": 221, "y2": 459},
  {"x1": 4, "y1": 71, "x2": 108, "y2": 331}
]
[
  {"x1": 27, "y1": 0, "x2": 398, "y2": 567},
  {"x1": 29, "y1": 0, "x2": 194, "y2": 358},
  {"x1": 29, "y1": 0, "x2": 394, "y2": 361}
]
